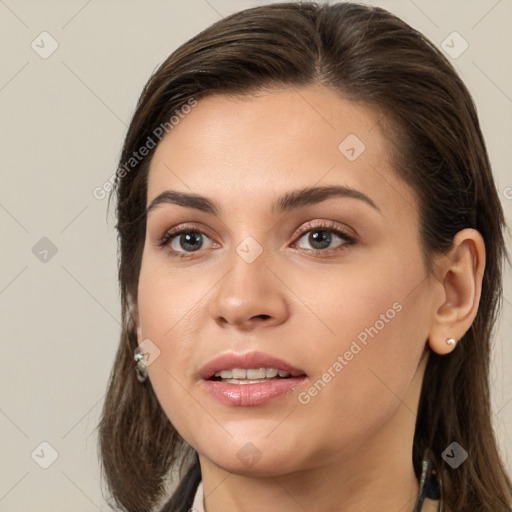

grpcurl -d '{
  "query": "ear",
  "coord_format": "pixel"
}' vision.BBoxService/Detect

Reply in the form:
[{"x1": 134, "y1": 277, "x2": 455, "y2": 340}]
[
  {"x1": 427, "y1": 228, "x2": 486, "y2": 355},
  {"x1": 128, "y1": 293, "x2": 143, "y2": 344}
]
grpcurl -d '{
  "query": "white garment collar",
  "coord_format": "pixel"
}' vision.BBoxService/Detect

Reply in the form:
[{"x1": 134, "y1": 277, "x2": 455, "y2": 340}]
[
  {"x1": 191, "y1": 481, "x2": 205, "y2": 512},
  {"x1": 190, "y1": 480, "x2": 441, "y2": 511}
]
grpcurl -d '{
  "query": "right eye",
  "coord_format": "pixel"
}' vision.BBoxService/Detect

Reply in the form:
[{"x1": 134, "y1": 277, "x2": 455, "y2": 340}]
[{"x1": 157, "y1": 225, "x2": 218, "y2": 259}]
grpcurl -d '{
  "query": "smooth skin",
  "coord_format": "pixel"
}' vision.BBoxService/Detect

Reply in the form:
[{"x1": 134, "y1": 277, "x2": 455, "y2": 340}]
[{"x1": 132, "y1": 84, "x2": 485, "y2": 512}]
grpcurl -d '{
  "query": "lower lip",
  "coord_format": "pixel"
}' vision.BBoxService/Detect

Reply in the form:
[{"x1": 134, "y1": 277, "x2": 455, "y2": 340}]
[{"x1": 201, "y1": 377, "x2": 307, "y2": 406}]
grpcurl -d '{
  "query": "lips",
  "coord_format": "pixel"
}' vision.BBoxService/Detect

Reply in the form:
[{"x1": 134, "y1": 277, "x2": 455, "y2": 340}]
[
  {"x1": 199, "y1": 351, "x2": 306, "y2": 380},
  {"x1": 199, "y1": 351, "x2": 307, "y2": 407}
]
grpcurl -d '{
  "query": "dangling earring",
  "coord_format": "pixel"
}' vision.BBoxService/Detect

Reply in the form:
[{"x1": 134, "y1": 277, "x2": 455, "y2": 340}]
[
  {"x1": 446, "y1": 338, "x2": 456, "y2": 346},
  {"x1": 134, "y1": 352, "x2": 148, "y2": 382}
]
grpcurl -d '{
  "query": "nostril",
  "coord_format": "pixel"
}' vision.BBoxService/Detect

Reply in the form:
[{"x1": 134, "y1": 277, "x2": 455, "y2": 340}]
[{"x1": 255, "y1": 314, "x2": 271, "y2": 320}]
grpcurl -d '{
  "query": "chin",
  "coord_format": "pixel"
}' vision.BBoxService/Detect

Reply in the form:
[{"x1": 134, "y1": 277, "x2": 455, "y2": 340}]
[
  {"x1": 203, "y1": 448, "x2": 301, "y2": 477},
  {"x1": 195, "y1": 431, "x2": 310, "y2": 477}
]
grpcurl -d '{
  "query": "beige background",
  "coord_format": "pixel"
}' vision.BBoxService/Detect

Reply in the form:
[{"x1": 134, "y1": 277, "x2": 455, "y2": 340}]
[{"x1": 0, "y1": 0, "x2": 510, "y2": 510}]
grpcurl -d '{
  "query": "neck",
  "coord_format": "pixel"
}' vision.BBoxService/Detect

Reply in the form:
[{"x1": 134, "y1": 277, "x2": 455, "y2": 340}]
[
  {"x1": 200, "y1": 449, "x2": 419, "y2": 512},
  {"x1": 198, "y1": 351, "x2": 429, "y2": 512}
]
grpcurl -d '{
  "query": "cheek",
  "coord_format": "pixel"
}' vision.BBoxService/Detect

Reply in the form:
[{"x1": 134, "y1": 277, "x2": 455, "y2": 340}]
[
  {"x1": 136, "y1": 248, "x2": 214, "y2": 354},
  {"x1": 135, "y1": 251, "x2": 223, "y2": 442},
  {"x1": 289, "y1": 248, "x2": 430, "y2": 443}
]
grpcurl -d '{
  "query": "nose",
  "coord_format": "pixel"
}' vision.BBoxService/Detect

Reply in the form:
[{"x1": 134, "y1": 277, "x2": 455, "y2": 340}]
[{"x1": 208, "y1": 248, "x2": 289, "y2": 332}]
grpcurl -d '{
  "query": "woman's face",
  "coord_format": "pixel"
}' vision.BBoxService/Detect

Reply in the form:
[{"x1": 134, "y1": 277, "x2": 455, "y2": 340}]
[{"x1": 135, "y1": 84, "x2": 439, "y2": 475}]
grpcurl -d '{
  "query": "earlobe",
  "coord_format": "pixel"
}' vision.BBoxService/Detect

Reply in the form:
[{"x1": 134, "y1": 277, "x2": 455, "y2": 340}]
[
  {"x1": 428, "y1": 336, "x2": 459, "y2": 356},
  {"x1": 128, "y1": 294, "x2": 143, "y2": 343},
  {"x1": 427, "y1": 228, "x2": 486, "y2": 355}
]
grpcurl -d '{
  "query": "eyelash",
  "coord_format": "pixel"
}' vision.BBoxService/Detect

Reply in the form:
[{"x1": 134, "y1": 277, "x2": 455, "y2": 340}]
[{"x1": 156, "y1": 220, "x2": 357, "y2": 259}]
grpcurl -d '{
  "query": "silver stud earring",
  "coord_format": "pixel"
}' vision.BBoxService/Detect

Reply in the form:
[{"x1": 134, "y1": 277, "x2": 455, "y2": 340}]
[
  {"x1": 446, "y1": 338, "x2": 456, "y2": 346},
  {"x1": 134, "y1": 352, "x2": 148, "y2": 382}
]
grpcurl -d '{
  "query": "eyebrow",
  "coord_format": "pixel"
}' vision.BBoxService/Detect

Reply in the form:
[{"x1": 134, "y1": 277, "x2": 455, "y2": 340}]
[{"x1": 146, "y1": 185, "x2": 381, "y2": 217}]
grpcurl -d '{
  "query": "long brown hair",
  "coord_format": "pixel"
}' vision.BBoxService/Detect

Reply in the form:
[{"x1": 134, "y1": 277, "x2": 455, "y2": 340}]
[{"x1": 98, "y1": 3, "x2": 512, "y2": 511}]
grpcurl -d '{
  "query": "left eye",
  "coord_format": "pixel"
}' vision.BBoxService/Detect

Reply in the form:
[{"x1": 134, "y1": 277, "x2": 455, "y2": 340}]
[{"x1": 294, "y1": 226, "x2": 355, "y2": 252}]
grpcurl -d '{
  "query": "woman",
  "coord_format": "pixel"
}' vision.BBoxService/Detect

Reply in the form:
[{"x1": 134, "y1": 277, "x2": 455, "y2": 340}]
[{"x1": 98, "y1": 2, "x2": 512, "y2": 511}]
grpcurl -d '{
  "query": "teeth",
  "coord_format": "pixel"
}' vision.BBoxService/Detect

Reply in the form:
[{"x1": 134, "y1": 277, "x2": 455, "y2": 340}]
[
  {"x1": 213, "y1": 367, "x2": 291, "y2": 379},
  {"x1": 232, "y1": 368, "x2": 247, "y2": 379},
  {"x1": 247, "y1": 368, "x2": 266, "y2": 379},
  {"x1": 224, "y1": 379, "x2": 270, "y2": 385}
]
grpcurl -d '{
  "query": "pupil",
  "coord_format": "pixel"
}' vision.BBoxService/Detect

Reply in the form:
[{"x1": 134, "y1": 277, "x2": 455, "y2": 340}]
[
  {"x1": 180, "y1": 232, "x2": 202, "y2": 252},
  {"x1": 310, "y1": 230, "x2": 331, "y2": 249}
]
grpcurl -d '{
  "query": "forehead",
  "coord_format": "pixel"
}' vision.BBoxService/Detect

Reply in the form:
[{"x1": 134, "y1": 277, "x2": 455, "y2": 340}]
[{"x1": 146, "y1": 84, "x2": 416, "y2": 219}]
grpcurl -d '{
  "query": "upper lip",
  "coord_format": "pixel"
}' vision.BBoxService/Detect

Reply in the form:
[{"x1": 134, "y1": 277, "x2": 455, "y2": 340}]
[{"x1": 199, "y1": 351, "x2": 306, "y2": 380}]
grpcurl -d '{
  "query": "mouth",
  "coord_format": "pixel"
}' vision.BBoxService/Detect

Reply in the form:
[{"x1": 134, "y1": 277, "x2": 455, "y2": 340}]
[
  {"x1": 199, "y1": 352, "x2": 307, "y2": 406},
  {"x1": 209, "y1": 367, "x2": 296, "y2": 384}
]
